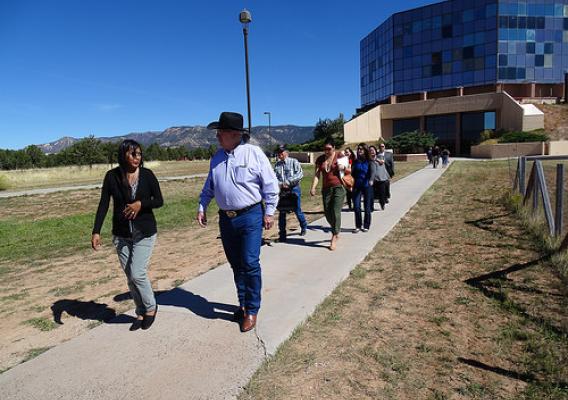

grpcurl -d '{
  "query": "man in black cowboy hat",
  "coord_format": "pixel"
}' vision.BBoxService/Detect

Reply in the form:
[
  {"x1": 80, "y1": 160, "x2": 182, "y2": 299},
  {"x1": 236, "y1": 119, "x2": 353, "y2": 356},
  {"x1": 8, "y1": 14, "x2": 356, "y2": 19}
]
[{"x1": 197, "y1": 111, "x2": 279, "y2": 332}]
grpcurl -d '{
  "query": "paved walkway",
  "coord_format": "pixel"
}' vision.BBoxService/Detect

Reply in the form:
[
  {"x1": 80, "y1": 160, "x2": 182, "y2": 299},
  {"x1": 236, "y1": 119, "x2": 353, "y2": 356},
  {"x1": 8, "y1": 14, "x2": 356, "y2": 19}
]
[
  {"x1": 0, "y1": 164, "x2": 448, "y2": 399},
  {"x1": 0, "y1": 174, "x2": 208, "y2": 198}
]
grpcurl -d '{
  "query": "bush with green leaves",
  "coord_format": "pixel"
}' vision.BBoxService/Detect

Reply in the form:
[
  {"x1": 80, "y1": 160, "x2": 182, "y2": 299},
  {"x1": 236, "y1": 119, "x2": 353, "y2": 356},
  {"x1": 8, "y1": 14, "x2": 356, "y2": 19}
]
[
  {"x1": 384, "y1": 131, "x2": 437, "y2": 154},
  {"x1": 498, "y1": 130, "x2": 549, "y2": 143}
]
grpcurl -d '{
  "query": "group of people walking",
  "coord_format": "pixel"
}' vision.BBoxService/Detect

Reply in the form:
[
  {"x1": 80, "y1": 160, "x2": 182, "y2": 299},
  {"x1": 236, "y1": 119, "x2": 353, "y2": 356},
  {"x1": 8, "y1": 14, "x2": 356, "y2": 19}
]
[
  {"x1": 427, "y1": 146, "x2": 450, "y2": 168},
  {"x1": 90, "y1": 111, "x2": 396, "y2": 334}
]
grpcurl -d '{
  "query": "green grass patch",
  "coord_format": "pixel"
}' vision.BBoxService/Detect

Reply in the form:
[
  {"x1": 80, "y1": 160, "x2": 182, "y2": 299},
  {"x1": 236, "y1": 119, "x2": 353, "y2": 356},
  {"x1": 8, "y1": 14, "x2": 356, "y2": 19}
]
[
  {"x1": 24, "y1": 317, "x2": 57, "y2": 332},
  {"x1": 0, "y1": 174, "x2": 9, "y2": 191},
  {"x1": 21, "y1": 346, "x2": 52, "y2": 363}
]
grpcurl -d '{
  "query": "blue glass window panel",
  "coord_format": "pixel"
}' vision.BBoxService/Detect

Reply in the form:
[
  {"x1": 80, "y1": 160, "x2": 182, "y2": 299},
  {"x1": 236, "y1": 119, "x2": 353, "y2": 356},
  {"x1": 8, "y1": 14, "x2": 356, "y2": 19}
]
[
  {"x1": 486, "y1": 17, "x2": 497, "y2": 31},
  {"x1": 474, "y1": 45, "x2": 484, "y2": 57},
  {"x1": 527, "y1": 54, "x2": 535, "y2": 67},
  {"x1": 527, "y1": 42, "x2": 536, "y2": 53},
  {"x1": 544, "y1": 54, "x2": 553, "y2": 67},
  {"x1": 454, "y1": 23, "x2": 464, "y2": 36},
  {"x1": 544, "y1": 68, "x2": 553, "y2": 79},
  {"x1": 487, "y1": 55, "x2": 497, "y2": 67},
  {"x1": 463, "y1": 9, "x2": 474, "y2": 22},
  {"x1": 453, "y1": 48, "x2": 462, "y2": 60},
  {"x1": 453, "y1": 60, "x2": 463, "y2": 72},
  {"x1": 536, "y1": 54, "x2": 545, "y2": 66},
  {"x1": 475, "y1": 20, "x2": 486, "y2": 32},
  {"x1": 499, "y1": 29, "x2": 508, "y2": 40},
  {"x1": 486, "y1": 3, "x2": 497, "y2": 18},
  {"x1": 442, "y1": 38, "x2": 453, "y2": 50},
  {"x1": 443, "y1": 75, "x2": 452, "y2": 86},
  {"x1": 509, "y1": 3, "x2": 519, "y2": 15},
  {"x1": 423, "y1": 18, "x2": 432, "y2": 30},
  {"x1": 517, "y1": 42, "x2": 526, "y2": 54},
  {"x1": 527, "y1": 16, "x2": 536, "y2": 29},
  {"x1": 403, "y1": 46, "x2": 413, "y2": 57},
  {"x1": 486, "y1": 41, "x2": 497, "y2": 54},
  {"x1": 453, "y1": 37, "x2": 463, "y2": 48},
  {"x1": 499, "y1": 67, "x2": 508, "y2": 79},
  {"x1": 412, "y1": 67, "x2": 421, "y2": 78},
  {"x1": 545, "y1": 29, "x2": 556, "y2": 41},
  {"x1": 422, "y1": 54, "x2": 431, "y2": 64},
  {"x1": 432, "y1": 76, "x2": 442, "y2": 87},
  {"x1": 565, "y1": 5, "x2": 568, "y2": 17},
  {"x1": 556, "y1": 4, "x2": 565, "y2": 17},
  {"x1": 518, "y1": 2, "x2": 527, "y2": 16},
  {"x1": 464, "y1": 34, "x2": 475, "y2": 46},
  {"x1": 475, "y1": 70, "x2": 485, "y2": 82},
  {"x1": 555, "y1": 30, "x2": 563, "y2": 42},
  {"x1": 423, "y1": 65, "x2": 431, "y2": 77},
  {"x1": 536, "y1": 42, "x2": 545, "y2": 54},
  {"x1": 508, "y1": 67, "x2": 517, "y2": 79},
  {"x1": 517, "y1": 55, "x2": 526, "y2": 66},
  {"x1": 526, "y1": 67, "x2": 535, "y2": 80},
  {"x1": 544, "y1": 42, "x2": 554, "y2": 54},
  {"x1": 484, "y1": 112, "x2": 496, "y2": 130},
  {"x1": 509, "y1": 16, "x2": 518, "y2": 29},
  {"x1": 412, "y1": 20, "x2": 422, "y2": 33},
  {"x1": 475, "y1": 32, "x2": 485, "y2": 45},
  {"x1": 528, "y1": 4, "x2": 537, "y2": 17},
  {"x1": 518, "y1": 16, "x2": 527, "y2": 29},
  {"x1": 413, "y1": 45, "x2": 422, "y2": 56},
  {"x1": 463, "y1": 46, "x2": 474, "y2": 59},
  {"x1": 509, "y1": 55, "x2": 518, "y2": 66},
  {"x1": 442, "y1": 13, "x2": 452, "y2": 26},
  {"x1": 536, "y1": 5, "x2": 546, "y2": 17},
  {"x1": 443, "y1": 50, "x2": 452, "y2": 62},
  {"x1": 535, "y1": 68, "x2": 544, "y2": 80},
  {"x1": 499, "y1": 41, "x2": 508, "y2": 53},
  {"x1": 403, "y1": 81, "x2": 412, "y2": 92},
  {"x1": 536, "y1": 30, "x2": 545, "y2": 41},
  {"x1": 432, "y1": 40, "x2": 442, "y2": 52},
  {"x1": 485, "y1": 68, "x2": 497, "y2": 81},
  {"x1": 537, "y1": 17, "x2": 545, "y2": 29},
  {"x1": 463, "y1": 71, "x2": 474, "y2": 83},
  {"x1": 463, "y1": 21, "x2": 475, "y2": 34},
  {"x1": 554, "y1": 42, "x2": 562, "y2": 55},
  {"x1": 545, "y1": 17, "x2": 555, "y2": 29},
  {"x1": 403, "y1": 35, "x2": 412, "y2": 46},
  {"x1": 432, "y1": 29, "x2": 442, "y2": 40},
  {"x1": 423, "y1": 41, "x2": 432, "y2": 53},
  {"x1": 432, "y1": 16, "x2": 442, "y2": 29},
  {"x1": 499, "y1": 2, "x2": 508, "y2": 16},
  {"x1": 508, "y1": 42, "x2": 517, "y2": 54},
  {"x1": 545, "y1": 4, "x2": 555, "y2": 17},
  {"x1": 412, "y1": 79, "x2": 423, "y2": 91}
]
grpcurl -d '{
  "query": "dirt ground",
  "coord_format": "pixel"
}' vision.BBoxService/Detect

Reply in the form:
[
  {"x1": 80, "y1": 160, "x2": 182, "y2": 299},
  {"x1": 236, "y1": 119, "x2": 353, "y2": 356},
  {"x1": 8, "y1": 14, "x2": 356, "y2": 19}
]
[{"x1": 241, "y1": 161, "x2": 568, "y2": 400}]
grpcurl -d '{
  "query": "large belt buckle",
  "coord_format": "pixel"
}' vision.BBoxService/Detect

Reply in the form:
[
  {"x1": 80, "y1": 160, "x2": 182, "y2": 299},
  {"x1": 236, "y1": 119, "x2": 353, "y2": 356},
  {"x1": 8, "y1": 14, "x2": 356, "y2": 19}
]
[{"x1": 225, "y1": 210, "x2": 238, "y2": 218}]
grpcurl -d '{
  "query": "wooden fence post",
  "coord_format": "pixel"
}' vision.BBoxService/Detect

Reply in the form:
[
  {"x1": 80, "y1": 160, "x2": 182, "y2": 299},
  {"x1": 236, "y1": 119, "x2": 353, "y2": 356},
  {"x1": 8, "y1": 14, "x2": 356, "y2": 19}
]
[
  {"x1": 556, "y1": 164, "x2": 564, "y2": 237},
  {"x1": 535, "y1": 160, "x2": 555, "y2": 235},
  {"x1": 519, "y1": 156, "x2": 526, "y2": 195}
]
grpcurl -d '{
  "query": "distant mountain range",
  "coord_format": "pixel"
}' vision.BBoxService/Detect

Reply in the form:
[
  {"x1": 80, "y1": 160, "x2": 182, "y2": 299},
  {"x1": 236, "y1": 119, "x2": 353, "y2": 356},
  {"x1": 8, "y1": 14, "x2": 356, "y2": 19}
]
[{"x1": 37, "y1": 125, "x2": 315, "y2": 154}]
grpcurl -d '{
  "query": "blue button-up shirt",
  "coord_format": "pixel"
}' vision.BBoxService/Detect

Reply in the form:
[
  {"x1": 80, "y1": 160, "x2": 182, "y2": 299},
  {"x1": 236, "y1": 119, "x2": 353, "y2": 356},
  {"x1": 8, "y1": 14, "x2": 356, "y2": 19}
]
[
  {"x1": 199, "y1": 143, "x2": 280, "y2": 216},
  {"x1": 274, "y1": 156, "x2": 304, "y2": 187}
]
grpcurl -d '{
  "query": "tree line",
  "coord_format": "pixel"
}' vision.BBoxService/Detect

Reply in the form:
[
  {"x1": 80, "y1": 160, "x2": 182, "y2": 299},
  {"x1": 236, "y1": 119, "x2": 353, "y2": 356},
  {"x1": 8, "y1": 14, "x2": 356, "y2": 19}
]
[{"x1": 0, "y1": 136, "x2": 217, "y2": 170}]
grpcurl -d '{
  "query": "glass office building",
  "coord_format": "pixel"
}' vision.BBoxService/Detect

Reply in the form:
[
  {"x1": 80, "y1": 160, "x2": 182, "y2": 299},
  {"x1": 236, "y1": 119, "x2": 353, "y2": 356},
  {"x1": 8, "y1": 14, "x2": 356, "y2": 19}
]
[{"x1": 360, "y1": 0, "x2": 568, "y2": 108}]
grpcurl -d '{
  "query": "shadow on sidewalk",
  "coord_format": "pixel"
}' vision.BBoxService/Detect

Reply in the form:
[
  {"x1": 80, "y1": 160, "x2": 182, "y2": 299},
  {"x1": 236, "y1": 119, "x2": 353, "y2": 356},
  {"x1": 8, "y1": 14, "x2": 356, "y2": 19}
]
[
  {"x1": 114, "y1": 288, "x2": 237, "y2": 322},
  {"x1": 51, "y1": 299, "x2": 117, "y2": 325}
]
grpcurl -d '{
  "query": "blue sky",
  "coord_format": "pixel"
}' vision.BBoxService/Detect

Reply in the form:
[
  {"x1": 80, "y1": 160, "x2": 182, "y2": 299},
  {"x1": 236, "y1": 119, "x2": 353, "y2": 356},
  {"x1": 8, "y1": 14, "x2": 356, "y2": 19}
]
[{"x1": 0, "y1": 0, "x2": 433, "y2": 150}]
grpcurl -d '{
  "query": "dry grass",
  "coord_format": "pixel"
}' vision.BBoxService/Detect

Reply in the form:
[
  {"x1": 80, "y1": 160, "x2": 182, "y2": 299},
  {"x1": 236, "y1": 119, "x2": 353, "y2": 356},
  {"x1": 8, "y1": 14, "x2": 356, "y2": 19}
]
[
  {"x1": 240, "y1": 161, "x2": 568, "y2": 400},
  {"x1": 2, "y1": 160, "x2": 211, "y2": 190}
]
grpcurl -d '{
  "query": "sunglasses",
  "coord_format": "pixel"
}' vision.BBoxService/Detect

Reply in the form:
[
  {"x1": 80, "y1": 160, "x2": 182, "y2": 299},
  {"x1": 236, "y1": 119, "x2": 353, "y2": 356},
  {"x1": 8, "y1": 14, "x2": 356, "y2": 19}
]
[{"x1": 129, "y1": 151, "x2": 143, "y2": 158}]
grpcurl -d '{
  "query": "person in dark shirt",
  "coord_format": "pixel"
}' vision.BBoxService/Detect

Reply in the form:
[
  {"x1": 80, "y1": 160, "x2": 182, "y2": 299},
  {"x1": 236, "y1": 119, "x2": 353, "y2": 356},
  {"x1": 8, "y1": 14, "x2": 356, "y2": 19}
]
[
  {"x1": 92, "y1": 140, "x2": 164, "y2": 331},
  {"x1": 351, "y1": 143, "x2": 373, "y2": 232}
]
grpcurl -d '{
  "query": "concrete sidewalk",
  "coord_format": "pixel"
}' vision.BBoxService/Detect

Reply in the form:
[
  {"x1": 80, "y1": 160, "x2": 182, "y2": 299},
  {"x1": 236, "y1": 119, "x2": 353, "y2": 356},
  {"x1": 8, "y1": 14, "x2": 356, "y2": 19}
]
[{"x1": 0, "y1": 164, "x2": 447, "y2": 400}]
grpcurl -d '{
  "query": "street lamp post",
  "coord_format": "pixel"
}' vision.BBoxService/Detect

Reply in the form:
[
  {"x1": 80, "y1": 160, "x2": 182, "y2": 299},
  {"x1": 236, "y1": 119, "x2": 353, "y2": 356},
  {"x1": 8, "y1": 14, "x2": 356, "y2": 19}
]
[
  {"x1": 239, "y1": 9, "x2": 252, "y2": 139},
  {"x1": 264, "y1": 111, "x2": 271, "y2": 136}
]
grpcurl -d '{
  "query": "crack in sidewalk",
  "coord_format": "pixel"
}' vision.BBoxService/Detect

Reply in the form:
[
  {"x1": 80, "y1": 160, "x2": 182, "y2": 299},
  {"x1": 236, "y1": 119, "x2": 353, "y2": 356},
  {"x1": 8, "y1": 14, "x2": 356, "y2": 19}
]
[{"x1": 254, "y1": 326, "x2": 268, "y2": 358}]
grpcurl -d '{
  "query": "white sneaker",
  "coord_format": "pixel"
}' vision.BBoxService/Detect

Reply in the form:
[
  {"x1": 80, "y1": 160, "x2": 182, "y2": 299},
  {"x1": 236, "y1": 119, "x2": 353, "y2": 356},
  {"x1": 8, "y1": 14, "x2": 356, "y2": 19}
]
[
  {"x1": 361, "y1": 228, "x2": 368, "y2": 232},
  {"x1": 353, "y1": 228, "x2": 360, "y2": 233}
]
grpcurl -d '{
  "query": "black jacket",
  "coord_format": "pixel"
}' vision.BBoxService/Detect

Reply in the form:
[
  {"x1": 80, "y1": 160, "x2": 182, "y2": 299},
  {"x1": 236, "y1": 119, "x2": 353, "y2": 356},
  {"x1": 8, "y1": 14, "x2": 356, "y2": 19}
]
[{"x1": 92, "y1": 167, "x2": 164, "y2": 238}]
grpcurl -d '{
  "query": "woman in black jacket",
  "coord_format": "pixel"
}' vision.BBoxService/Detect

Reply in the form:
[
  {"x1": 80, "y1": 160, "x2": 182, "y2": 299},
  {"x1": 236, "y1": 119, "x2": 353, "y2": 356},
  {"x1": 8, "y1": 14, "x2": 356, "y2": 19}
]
[{"x1": 92, "y1": 140, "x2": 163, "y2": 331}]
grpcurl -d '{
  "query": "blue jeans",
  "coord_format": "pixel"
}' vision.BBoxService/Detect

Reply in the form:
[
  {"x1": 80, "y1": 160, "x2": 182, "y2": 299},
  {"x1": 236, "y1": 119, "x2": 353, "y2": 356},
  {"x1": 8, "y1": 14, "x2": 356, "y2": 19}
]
[
  {"x1": 278, "y1": 185, "x2": 307, "y2": 237},
  {"x1": 113, "y1": 233, "x2": 157, "y2": 316},
  {"x1": 219, "y1": 203, "x2": 263, "y2": 315},
  {"x1": 353, "y1": 185, "x2": 373, "y2": 229}
]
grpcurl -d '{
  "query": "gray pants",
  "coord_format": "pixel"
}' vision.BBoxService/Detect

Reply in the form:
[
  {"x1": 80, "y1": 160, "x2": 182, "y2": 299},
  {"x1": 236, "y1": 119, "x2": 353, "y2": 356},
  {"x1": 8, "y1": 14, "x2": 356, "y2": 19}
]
[{"x1": 113, "y1": 233, "x2": 157, "y2": 315}]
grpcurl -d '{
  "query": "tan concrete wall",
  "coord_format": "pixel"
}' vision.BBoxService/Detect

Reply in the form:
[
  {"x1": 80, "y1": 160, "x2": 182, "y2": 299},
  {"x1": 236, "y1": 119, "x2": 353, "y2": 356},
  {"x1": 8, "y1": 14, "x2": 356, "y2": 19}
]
[
  {"x1": 499, "y1": 92, "x2": 525, "y2": 132},
  {"x1": 344, "y1": 106, "x2": 382, "y2": 143},
  {"x1": 288, "y1": 152, "x2": 312, "y2": 163},
  {"x1": 470, "y1": 142, "x2": 545, "y2": 158},
  {"x1": 380, "y1": 92, "x2": 502, "y2": 119},
  {"x1": 546, "y1": 141, "x2": 568, "y2": 155},
  {"x1": 393, "y1": 153, "x2": 428, "y2": 162}
]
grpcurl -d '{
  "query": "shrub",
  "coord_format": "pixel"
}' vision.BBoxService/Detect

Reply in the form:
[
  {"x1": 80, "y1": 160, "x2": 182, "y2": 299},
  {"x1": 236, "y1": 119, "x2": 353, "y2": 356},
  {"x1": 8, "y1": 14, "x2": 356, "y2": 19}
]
[
  {"x1": 498, "y1": 130, "x2": 549, "y2": 143},
  {"x1": 0, "y1": 174, "x2": 8, "y2": 191},
  {"x1": 384, "y1": 131, "x2": 437, "y2": 154}
]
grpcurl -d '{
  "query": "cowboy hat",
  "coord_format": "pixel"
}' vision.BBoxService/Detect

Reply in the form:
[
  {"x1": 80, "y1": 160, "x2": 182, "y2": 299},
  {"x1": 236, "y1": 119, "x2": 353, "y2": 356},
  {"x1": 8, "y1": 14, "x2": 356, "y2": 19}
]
[{"x1": 207, "y1": 112, "x2": 246, "y2": 131}]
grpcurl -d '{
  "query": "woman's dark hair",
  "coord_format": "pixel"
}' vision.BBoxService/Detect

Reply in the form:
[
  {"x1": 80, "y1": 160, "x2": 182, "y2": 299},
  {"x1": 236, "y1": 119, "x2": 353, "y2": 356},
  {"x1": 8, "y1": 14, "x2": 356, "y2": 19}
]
[
  {"x1": 345, "y1": 147, "x2": 355, "y2": 161},
  {"x1": 323, "y1": 138, "x2": 335, "y2": 148},
  {"x1": 117, "y1": 140, "x2": 143, "y2": 194},
  {"x1": 369, "y1": 145, "x2": 378, "y2": 157},
  {"x1": 357, "y1": 143, "x2": 370, "y2": 161}
]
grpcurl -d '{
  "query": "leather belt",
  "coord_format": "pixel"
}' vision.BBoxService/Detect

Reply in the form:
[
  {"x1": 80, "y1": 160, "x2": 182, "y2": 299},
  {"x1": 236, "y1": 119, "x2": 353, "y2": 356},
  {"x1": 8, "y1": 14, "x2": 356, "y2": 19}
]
[{"x1": 220, "y1": 202, "x2": 261, "y2": 218}]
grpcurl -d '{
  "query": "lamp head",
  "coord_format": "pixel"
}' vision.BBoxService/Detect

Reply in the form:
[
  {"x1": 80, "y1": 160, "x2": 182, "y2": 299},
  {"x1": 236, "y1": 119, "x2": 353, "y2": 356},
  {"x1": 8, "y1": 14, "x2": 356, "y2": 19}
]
[{"x1": 239, "y1": 9, "x2": 252, "y2": 24}]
